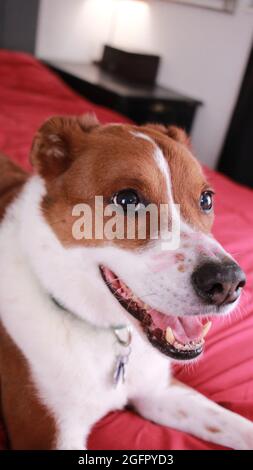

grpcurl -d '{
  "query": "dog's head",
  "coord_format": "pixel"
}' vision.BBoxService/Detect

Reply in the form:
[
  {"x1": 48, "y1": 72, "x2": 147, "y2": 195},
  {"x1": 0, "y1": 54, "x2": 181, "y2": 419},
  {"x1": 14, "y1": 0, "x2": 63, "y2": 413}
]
[{"x1": 29, "y1": 114, "x2": 246, "y2": 361}]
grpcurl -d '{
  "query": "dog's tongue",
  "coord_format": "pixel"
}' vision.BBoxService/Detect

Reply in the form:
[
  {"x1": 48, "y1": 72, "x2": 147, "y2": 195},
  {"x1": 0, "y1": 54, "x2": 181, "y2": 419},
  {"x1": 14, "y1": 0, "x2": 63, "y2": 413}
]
[{"x1": 148, "y1": 309, "x2": 204, "y2": 344}]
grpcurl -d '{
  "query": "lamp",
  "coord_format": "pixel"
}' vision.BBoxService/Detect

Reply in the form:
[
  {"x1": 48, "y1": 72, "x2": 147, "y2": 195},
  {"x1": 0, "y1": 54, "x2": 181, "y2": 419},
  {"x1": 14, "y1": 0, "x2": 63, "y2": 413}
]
[{"x1": 108, "y1": 0, "x2": 150, "y2": 47}]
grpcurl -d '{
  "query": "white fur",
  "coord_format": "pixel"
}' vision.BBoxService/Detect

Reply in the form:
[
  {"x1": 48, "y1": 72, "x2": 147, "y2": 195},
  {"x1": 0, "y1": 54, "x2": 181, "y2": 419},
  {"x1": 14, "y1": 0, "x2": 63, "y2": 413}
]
[
  {"x1": 131, "y1": 131, "x2": 171, "y2": 198},
  {"x1": 0, "y1": 176, "x2": 252, "y2": 450}
]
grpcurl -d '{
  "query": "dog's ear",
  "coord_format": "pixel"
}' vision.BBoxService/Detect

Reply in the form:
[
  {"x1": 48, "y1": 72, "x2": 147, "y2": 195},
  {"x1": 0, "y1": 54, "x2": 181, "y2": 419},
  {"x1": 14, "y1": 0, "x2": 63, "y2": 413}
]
[
  {"x1": 144, "y1": 124, "x2": 191, "y2": 149},
  {"x1": 166, "y1": 126, "x2": 191, "y2": 148},
  {"x1": 30, "y1": 113, "x2": 100, "y2": 179}
]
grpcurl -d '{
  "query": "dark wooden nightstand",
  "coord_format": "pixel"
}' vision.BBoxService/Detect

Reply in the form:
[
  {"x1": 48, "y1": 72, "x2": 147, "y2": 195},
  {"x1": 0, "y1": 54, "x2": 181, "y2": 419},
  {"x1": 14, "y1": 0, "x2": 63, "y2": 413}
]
[{"x1": 46, "y1": 60, "x2": 202, "y2": 133}]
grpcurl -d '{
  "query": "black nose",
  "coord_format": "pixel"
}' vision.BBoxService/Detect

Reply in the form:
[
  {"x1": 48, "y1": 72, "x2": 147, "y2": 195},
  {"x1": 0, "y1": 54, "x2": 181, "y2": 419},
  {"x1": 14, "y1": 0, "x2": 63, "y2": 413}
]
[{"x1": 191, "y1": 261, "x2": 246, "y2": 306}]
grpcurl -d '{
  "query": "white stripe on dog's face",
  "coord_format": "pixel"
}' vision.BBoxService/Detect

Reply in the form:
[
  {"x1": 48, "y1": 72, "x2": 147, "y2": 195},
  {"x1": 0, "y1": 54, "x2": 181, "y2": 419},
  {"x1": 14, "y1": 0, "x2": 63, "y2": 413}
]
[{"x1": 130, "y1": 130, "x2": 171, "y2": 199}]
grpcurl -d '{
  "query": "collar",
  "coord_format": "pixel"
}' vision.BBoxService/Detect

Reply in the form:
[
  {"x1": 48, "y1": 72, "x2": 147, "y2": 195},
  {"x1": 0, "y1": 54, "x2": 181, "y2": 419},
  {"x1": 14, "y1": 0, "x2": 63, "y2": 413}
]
[{"x1": 50, "y1": 295, "x2": 132, "y2": 347}]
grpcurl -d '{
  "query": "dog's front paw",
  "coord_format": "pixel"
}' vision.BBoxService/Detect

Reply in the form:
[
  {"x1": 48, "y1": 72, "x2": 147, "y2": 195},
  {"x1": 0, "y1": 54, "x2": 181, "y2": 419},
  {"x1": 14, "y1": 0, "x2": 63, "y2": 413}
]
[
  {"x1": 241, "y1": 428, "x2": 253, "y2": 450},
  {"x1": 232, "y1": 423, "x2": 253, "y2": 450}
]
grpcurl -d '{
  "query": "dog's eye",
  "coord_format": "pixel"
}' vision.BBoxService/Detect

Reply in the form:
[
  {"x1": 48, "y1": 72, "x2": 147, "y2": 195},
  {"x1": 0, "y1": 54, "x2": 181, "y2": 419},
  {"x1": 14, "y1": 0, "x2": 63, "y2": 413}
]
[
  {"x1": 113, "y1": 189, "x2": 140, "y2": 212},
  {"x1": 200, "y1": 191, "x2": 213, "y2": 213}
]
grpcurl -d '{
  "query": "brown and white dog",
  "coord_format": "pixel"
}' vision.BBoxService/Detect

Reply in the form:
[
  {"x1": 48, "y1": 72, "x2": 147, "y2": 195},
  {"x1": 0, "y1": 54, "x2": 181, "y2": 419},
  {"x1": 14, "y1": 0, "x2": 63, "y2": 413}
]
[{"x1": 0, "y1": 114, "x2": 252, "y2": 450}]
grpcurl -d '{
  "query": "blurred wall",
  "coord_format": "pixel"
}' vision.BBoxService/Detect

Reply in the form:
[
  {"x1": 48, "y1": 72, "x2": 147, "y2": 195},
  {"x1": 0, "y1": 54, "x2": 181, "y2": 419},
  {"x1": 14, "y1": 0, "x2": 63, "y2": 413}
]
[
  {"x1": 36, "y1": 0, "x2": 111, "y2": 62},
  {"x1": 36, "y1": 0, "x2": 253, "y2": 168}
]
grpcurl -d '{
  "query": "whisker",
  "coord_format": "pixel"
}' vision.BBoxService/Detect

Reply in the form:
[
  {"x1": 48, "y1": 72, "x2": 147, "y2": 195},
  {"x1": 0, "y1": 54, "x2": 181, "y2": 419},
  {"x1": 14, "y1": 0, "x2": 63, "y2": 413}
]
[{"x1": 126, "y1": 298, "x2": 135, "y2": 310}]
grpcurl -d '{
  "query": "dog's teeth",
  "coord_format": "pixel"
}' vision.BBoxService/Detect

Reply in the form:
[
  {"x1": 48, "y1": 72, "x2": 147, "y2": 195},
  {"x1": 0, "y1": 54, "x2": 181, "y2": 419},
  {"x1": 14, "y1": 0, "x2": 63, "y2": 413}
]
[
  {"x1": 165, "y1": 327, "x2": 175, "y2": 345},
  {"x1": 143, "y1": 303, "x2": 149, "y2": 310},
  {"x1": 174, "y1": 341, "x2": 183, "y2": 350},
  {"x1": 201, "y1": 321, "x2": 212, "y2": 339}
]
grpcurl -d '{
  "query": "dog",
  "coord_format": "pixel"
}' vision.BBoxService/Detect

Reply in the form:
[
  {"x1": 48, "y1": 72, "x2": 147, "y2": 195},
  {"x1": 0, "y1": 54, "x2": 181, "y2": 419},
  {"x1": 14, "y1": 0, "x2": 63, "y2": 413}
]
[{"x1": 0, "y1": 114, "x2": 252, "y2": 450}]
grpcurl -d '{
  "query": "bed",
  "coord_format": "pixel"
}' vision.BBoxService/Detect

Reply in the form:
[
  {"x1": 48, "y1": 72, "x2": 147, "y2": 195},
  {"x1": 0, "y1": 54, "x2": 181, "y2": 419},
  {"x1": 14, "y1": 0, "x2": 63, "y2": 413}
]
[{"x1": 0, "y1": 49, "x2": 253, "y2": 450}]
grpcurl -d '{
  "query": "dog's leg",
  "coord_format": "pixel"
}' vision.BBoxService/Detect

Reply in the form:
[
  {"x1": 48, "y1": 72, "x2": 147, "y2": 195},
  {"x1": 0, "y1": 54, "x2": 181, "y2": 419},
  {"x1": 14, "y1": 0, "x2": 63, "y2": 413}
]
[
  {"x1": 55, "y1": 418, "x2": 91, "y2": 450},
  {"x1": 133, "y1": 380, "x2": 253, "y2": 449},
  {"x1": 56, "y1": 425, "x2": 89, "y2": 450}
]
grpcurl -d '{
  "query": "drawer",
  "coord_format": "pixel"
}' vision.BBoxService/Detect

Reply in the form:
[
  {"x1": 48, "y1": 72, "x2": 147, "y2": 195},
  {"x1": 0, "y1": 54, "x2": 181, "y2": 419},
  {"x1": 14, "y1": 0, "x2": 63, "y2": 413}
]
[{"x1": 125, "y1": 99, "x2": 198, "y2": 133}]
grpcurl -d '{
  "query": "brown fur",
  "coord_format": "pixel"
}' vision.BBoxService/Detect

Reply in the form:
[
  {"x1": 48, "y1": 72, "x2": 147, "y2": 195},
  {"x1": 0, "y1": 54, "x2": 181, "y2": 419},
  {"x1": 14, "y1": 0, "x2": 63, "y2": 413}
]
[
  {"x1": 137, "y1": 125, "x2": 214, "y2": 232},
  {"x1": 0, "y1": 153, "x2": 28, "y2": 220},
  {"x1": 33, "y1": 119, "x2": 169, "y2": 249},
  {"x1": 0, "y1": 324, "x2": 57, "y2": 449},
  {"x1": 30, "y1": 116, "x2": 214, "y2": 249},
  {"x1": 0, "y1": 153, "x2": 57, "y2": 449},
  {"x1": 206, "y1": 426, "x2": 221, "y2": 434}
]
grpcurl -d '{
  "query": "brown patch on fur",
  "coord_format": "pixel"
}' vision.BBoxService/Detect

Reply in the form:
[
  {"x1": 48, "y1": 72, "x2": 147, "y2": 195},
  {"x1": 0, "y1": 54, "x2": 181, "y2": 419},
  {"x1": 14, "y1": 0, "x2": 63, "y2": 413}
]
[
  {"x1": 32, "y1": 116, "x2": 168, "y2": 249},
  {"x1": 0, "y1": 323, "x2": 57, "y2": 449},
  {"x1": 0, "y1": 154, "x2": 57, "y2": 449},
  {"x1": 206, "y1": 426, "x2": 221, "y2": 434},
  {"x1": 78, "y1": 112, "x2": 100, "y2": 131},
  {"x1": 0, "y1": 153, "x2": 28, "y2": 221},
  {"x1": 30, "y1": 114, "x2": 100, "y2": 180},
  {"x1": 30, "y1": 116, "x2": 85, "y2": 179},
  {"x1": 30, "y1": 114, "x2": 214, "y2": 249},
  {"x1": 137, "y1": 125, "x2": 214, "y2": 233},
  {"x1": 175, "y1": 253, "x2": 185, "y2": 262},
  {"x1": 178, "y1": 264, "x2": 186, "y2": 273},
  {"x1": 143, "y1": 124, "x2": 191, "y2": 148}
]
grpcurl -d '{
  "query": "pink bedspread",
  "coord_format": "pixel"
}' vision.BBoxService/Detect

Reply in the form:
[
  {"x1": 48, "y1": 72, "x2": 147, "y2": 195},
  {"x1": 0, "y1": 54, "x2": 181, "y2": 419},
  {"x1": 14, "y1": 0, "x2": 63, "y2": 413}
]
[{"x1": 0, "y1": 50, "x2": 253, "y2": 450}]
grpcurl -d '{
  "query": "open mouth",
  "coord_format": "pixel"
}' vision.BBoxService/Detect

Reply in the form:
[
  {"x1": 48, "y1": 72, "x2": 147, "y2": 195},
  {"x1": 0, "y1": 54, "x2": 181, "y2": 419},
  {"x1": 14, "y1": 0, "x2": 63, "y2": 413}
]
[{"x1": 100, "y1": 266, "x2": 212, "y2": 361}]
